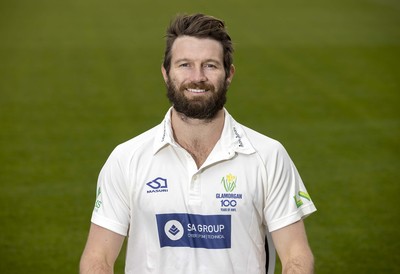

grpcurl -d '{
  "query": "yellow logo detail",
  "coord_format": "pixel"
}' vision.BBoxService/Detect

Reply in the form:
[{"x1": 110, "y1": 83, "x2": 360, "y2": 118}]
[
  {"x1": 294, "y1": 191, "x2": 311, "y2": 208},
  {"x1": 221, "y1": 173, "x2": 237, "y2": 192}
]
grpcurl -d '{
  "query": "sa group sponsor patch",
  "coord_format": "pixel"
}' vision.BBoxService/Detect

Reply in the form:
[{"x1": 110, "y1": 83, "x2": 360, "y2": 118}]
[{"x1": 156, "y1": 213, "x2": 231, "y2": 249}]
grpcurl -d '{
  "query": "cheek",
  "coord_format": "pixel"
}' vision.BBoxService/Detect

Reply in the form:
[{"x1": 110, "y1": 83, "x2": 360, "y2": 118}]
[
  {"x1": 211, "y1": 75, "x2": 228, "y2": 89},
  {"x1": 169, "y1": 73, "x2": 187, "y2": 86},
  {"x1": 207, "y1": 71, "x2": 226, "y2": 82}
]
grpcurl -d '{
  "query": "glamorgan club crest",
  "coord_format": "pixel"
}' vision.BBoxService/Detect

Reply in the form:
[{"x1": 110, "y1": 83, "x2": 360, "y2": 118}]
[
  {"x1": 221, "y1": 173, "x2": 237, "y2": 192},
  {"x1": 218, "y1": 173, "x2": 241, "y2": 212}
]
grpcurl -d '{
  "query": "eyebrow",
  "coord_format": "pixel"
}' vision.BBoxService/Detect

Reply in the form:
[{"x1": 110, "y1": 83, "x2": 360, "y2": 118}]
[{"x1": 173, "y1": 58, "x2": 223, "y2": 65}]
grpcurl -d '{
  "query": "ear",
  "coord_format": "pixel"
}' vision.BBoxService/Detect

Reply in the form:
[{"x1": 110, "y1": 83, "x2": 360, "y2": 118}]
[
  {"x1": 226, "y1": 64, "x2": 235, "y2": 85},
  {"x1": 161, "y1": 65, "x2": 168, "y2": 83}
]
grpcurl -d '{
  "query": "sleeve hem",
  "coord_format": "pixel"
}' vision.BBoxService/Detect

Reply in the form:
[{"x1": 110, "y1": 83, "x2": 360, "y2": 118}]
[
  {"x1": 91, "y1": 212, "x2": 129, "y2": 236},
  {"x1": 267, "y1": 203, "x2": 317, "y2": 232}
]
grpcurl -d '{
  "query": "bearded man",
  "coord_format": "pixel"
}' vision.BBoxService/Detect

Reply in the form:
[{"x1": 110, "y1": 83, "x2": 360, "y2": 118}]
[{"x1": 80, "y1": 13, "x2": 316, "y2": 274}]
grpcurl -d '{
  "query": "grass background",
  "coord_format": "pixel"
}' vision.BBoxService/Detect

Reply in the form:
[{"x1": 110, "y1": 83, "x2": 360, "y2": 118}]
[{"x1": 0, "y1": 0, "x2": 399, "y2": 273}]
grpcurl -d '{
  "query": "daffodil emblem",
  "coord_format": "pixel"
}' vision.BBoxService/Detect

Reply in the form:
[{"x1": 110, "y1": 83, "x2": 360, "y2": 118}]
[{"x1": 221, "y1": 173, "x2": 237, "y2": 192}]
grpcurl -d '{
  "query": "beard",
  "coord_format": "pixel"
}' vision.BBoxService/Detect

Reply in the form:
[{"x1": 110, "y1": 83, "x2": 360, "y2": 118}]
[{"x1": 165, "y1": 77, "x2": 229, "y2": 120}]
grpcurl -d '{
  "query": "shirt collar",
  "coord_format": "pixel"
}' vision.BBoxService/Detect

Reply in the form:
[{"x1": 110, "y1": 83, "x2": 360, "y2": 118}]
[
  {"x1": 153, "y1": 108, "x2": 256, "y2": 155},
  {"x1": 153, "y1": 107, "x2": 175, "y2": 154},
  {"x1": 220, "y1": 109, "x2": 256, "y2": 155}
]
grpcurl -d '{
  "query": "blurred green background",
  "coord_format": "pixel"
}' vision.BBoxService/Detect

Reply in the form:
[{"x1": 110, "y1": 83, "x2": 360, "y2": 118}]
[{"x1": 0, "y1": 0, "x2": 399, "y2": 273}]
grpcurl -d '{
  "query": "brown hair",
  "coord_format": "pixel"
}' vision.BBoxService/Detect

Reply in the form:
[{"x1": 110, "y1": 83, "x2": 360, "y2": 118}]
[{"x1": 163, "y1": 13, "x2": 234, "y2": 78}]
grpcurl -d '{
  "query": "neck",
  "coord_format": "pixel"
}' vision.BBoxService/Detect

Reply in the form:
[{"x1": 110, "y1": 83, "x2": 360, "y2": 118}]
[{"x1": 171, "y1": 108, "x2": 225, "y2": 168}]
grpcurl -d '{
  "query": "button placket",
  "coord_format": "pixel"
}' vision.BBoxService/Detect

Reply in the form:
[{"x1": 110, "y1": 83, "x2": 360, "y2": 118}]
[{"x1": 188, "y1": 172, "x2": 201, "y2": 203}]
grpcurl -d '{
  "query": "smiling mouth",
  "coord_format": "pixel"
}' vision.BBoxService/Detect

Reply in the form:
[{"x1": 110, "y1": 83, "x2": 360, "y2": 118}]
[{"x1": 187, "y1": 88, "x2": 207, "y2": 93}]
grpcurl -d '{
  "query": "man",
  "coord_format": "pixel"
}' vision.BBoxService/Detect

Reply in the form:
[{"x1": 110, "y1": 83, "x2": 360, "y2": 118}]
[{"x1": 80, "y1": 13, "x2": 316, "y2": 274}]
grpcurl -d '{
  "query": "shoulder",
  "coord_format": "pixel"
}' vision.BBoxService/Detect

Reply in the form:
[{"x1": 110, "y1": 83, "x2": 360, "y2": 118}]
[
  {"x1": 239, "y1": 123, "x2": 286, "y2": 154},
  {"x1": 234, "y1": 122, "x2": 296, "y2": 171},
  {"x1": 108, "y1": 124, "x2": 160, "y2": 162},
  {"x1": 225, "y1": 111, "x2": 285, "y2": 155}
]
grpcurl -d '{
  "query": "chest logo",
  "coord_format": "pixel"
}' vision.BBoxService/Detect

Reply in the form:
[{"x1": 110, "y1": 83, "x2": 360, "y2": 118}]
[
  {"x1": 146, "y1": 177, "x2": 168, "y2": 193},
  {"x1": 221, "y1": 173, "x2": 237, "y2": 192},
  {"x1": 156, "y1": 213, "x2": 231, "y2": 249},
  {"x1": 216, "y1": 173, "x2": 242, "y2": 212}
]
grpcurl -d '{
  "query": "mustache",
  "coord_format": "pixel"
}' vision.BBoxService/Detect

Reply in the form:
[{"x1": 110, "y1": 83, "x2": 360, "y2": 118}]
[{"x1": 180, "y1": 82, "x2": 214, "y2": 91}]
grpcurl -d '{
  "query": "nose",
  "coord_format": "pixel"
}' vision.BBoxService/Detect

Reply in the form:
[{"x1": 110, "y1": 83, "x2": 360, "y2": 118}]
[{"x1": 190, "y1": 66, "x2": 207, "y2": 83}]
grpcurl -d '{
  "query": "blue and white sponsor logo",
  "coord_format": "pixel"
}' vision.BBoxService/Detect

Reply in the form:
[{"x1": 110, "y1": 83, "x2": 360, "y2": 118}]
[
  {"x1": 146, "y1": 177, "x2": 168, "y2": 193},
  {"x1": 156, "y1": 213, "x2": 231, "y2": 249}
]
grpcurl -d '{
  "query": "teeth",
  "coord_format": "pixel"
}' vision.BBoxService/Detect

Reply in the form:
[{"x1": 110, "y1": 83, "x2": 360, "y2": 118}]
[{"x1": 188, "y1": 88, "x2": 206, "y2": 93}]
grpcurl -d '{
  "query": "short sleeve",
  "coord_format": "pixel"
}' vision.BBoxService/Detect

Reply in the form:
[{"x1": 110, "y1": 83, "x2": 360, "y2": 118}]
[
  {"x1": 264, "y1": 144, "x2": 316, "y2": 232},
  {"x1": 91, "y1": 147, "x2": 130, "y2": 236}
]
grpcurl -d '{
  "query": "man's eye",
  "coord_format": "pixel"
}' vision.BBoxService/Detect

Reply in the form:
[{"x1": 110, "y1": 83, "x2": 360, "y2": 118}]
[
  {"x1": 205, "y1": 64, "x2": 217, "y2": 68},
  {"x1": 179, "y1": 63, "x2": 190, "y2": 67}
]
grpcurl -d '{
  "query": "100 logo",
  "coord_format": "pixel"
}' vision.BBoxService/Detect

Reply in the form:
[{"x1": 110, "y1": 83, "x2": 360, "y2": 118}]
[{"x1": 220, "y1": 199, "x2": 237, "y2": 207}]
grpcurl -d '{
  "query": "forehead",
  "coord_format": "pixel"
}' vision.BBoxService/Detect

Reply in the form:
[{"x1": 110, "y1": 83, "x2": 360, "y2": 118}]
[{"x1": 170, "y1": 36, "x2": 223, "y2": 62}]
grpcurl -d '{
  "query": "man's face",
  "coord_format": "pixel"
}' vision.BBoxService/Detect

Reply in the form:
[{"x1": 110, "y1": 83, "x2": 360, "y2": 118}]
[{"x1": 162, "y1": 36, "x2": 234, "y2": 120}]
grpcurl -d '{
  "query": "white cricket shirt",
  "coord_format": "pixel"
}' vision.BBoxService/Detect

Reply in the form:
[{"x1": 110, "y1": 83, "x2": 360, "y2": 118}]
[{"x1": 91, "y1": 108, "x2": 316, "y2": 274}]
